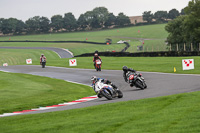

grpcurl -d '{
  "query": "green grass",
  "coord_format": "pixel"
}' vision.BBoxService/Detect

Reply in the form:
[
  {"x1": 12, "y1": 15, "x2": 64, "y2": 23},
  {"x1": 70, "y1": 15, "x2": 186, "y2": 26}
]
[
  {"x1": 46, "y1": 56, "x2": 200, "y2": 74},
  {"x1": 0, "y1": 24, "x2": 168, "y2": 54},
  {"x1": 0, "y1": 71, "x2": 94, "y2": 114},
  {"x1": 0, "y1": 91, "x2": 199, "y2": 133},
  {"x1": 0, "y1": 24, "x2": 167, "y2": 42},
  {"x1": 0, "y1": 42, "x2": 125, "y2": 56},
  {"x1": 1, "y1": 49, "x2": 200, "y2": 74},
  {"x1": 0, "y1": 49, "x2": 59, "y2": 66}
]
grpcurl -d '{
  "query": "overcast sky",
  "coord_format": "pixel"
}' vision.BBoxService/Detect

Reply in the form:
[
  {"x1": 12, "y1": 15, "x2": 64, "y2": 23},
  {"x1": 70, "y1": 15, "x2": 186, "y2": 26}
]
[{"x1": 0, "y1": 0, "x2": 190, "y2": 21}]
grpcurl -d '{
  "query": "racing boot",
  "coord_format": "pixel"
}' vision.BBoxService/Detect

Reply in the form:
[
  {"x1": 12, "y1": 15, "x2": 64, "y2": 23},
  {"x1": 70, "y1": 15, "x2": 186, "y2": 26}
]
[{"x1": 111, "y1": 84, "x2": 118, "y2": 90}]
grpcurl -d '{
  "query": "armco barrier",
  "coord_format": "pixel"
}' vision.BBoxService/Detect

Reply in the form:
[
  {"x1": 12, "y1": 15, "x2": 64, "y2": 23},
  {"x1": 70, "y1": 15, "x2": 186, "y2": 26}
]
[{"x1": 75, "y1": 51, "x2": 200, "y2": 57}]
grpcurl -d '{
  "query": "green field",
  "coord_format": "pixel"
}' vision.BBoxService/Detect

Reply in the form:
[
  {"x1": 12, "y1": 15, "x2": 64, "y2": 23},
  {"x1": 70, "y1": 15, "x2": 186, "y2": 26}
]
[
  {"x1": 0, "y1": 24, "x2": 168, "y2": 53},
  {"x1": 0, "y1": 71, "x2": 94, "y2": 114},
  {"x1": 0, "y1": 42, "x2": 126, "y2": 56},
  {"x1": 1, "y1": 49, "x2": 200, "y2": 74},
  {"x1": 0, "y1": 24, "x2": 167, "y2": 42},
  {"x1": 0, "y1": 91, "x2": 199, "y2": 133}
]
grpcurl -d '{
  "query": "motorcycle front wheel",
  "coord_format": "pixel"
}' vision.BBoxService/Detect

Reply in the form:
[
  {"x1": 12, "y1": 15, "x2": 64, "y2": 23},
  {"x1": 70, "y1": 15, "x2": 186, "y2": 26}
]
[
  {"x1": 100, "y1": 90, "x2": 112, "y2": 100},
  {"x1": 135, "y1": 80, "x2": 145, "y2": 90}
]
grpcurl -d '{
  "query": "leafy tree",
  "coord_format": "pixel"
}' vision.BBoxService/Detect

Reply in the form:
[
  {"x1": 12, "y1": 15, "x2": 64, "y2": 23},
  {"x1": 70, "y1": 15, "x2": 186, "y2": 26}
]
[
  {"x1": 0, "y1": 18, "x2": 4, "y2": 33},
  {"x1": 77, "y1": 14, "x2": 88, "y2": 30},
  {"x1": 115, "y1": 13, "x2": 131, "y2": 27},
  {"x1": 83, "y1": 11, "x2": 94, "y2": 29},
  {"x1": 82, "y1": 7, "x2": 109, "y2": 29},
  {"x1": 184, "y1": 0, "x2": 200, "y2": 42},
  {"x1": 63, "y1": 12, "x2": 77, "y2": 31},
  {"x1": 92, "y1": 7, "x2": 109, "y2": 28},
  {"x1": 25, "y1": 16, "x2": 40, "y2": 33},
  {"x1": 165, "y1": 15, "x2": 186, "y2": 44},
  {"x1": 51, "y1": 15, "x2": 63, "y2": 32},
  {"x1": 142, "y1": 11, "x2": 153, "y2": 23},
  {"x1": 15, "y1": 20, "x2": 26, "y2": 34},
  {"x1": 154, "y1": 11, "x2": 168, "y2": 23},
  {"x1": 104, "y1": 13, "x2": 116, "y2": 28},
  {"x1": 180, "y1": 8, "x2": 185, "y2": 15},
  {"x1": 39, "y1": 17, "x2": 50, "y2": 33},
  {"x1": 165, "y1": 0, "x2": 200, "y2": 51},
  {"x1": 168, "y1": 9, "x2": 180, "y2": 19},
  {"x1": 1, "y1": 18, "x2": 19, "y2": 34}
]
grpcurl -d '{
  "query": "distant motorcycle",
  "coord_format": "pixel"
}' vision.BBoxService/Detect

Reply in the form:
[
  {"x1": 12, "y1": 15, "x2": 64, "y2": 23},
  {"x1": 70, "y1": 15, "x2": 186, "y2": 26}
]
[
  {"x1": 41, "y1": 59, "x2": 46, "y2": 68},
  {"x1": 127, "y1": 73, "x2": 147, "y2": 90},
  {"x1": 95, "y1": 59, "x2": 102, "y2": 71},
  {"x1": 93, "y1": 79, "x2": 123, "y2": 100}
]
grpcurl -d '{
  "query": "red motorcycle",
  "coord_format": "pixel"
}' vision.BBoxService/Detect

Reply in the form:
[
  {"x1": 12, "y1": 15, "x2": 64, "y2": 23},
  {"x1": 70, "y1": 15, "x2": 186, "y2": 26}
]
[
  {"x1": 128, "y1": 73, "x2": 147, "y2": 89},
  {"x1": 95, "y1": 59, "x2": 102, "y2": 71}
]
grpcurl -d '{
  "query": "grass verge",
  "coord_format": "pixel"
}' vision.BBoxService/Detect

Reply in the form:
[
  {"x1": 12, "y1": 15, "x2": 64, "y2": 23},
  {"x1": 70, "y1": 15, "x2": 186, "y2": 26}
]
[
  {"x1": 47, "y1": 56, "x2": 200, "y2": 74},
  {"x1": 0, "y1": 91, "x2": 199, "y2": 133},
  {"x1": 0, "y1": 42, "x2": 126, "y2": 56},
  {"x1": 0, "y1": 24, "x2": 167, "y2": 42},
  {"x1": 1, "y1": 49, "x2": 200, "y2": 74},
  {"x1": 0, "y1": 71, "x2": 94, "y2": 114}
]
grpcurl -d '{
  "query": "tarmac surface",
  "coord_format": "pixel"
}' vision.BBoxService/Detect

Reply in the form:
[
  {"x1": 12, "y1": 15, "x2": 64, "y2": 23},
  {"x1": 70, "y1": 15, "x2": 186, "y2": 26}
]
[
  {"x1": 0, "y1": 65, "x2": 200, "y2": 116},
  {"x1": 0, "y1": 47, "x2": 73, "y2": 58}
]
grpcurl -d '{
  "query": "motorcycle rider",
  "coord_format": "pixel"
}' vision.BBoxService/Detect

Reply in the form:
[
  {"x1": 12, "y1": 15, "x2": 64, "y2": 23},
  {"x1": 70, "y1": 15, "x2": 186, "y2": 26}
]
[
  {"x1": 122, "y1": 66, "x2": 137, "y2": 87},
  {"x1": 93, "y1": 53, "x2": 102, "y2": 68},
  {"x1": 91, "y1": 76, "x2": 117, "y2": 98},
  {"x1": 40, "y1": 54, "x2": 46, "y2": 68}
]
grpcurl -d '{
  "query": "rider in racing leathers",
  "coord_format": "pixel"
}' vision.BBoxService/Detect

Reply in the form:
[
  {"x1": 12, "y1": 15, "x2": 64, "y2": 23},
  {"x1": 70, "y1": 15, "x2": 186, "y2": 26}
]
[
  {"x1": 93, "y1": 53, "x2": 102, "y2": 68},
  {"x1": 91, "y1": 76, "x2": 117, "y2": 98},
  {"x1": 122, "y1": 66, "x2": 137, "y2": 87},
  {"x1": 40, "y1": 54, "x2": 47, "y2": 68}
]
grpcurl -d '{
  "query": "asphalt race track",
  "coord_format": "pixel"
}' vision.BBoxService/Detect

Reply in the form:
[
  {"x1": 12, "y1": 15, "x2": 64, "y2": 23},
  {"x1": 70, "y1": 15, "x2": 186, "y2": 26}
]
[
  {"x1": 0, "y1": 47, "x2": 73, "y2": 58},
  {"x1": 0, "y1": 65, "x2": 200, "y2": 116}
]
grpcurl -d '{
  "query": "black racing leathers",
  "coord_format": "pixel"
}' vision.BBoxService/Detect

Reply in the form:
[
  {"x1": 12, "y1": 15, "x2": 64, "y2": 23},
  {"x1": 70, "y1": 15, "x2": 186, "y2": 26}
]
[{"x1": 123, "y1": 68, "x2": 136, "y2": 82}]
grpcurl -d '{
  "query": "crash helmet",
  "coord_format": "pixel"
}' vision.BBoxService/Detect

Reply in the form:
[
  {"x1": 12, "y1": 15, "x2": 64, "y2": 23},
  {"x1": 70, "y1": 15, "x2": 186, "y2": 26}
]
[
  {"x1": 41, "y1": 54, "x2": 44, "y2": 56},
  {"x1": 94, "y1": 53, "x2": 98, "y2": 57},
  {"x1": 122, "y1": 66, "x2": 128, "y2": 71},
  {"x1": 91, "y1": 76, "x2": 97, "y2": 83}
]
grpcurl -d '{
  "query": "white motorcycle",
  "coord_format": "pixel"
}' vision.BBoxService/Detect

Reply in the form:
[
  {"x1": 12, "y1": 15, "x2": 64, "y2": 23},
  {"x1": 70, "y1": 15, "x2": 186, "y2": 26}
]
[{"x1": 92, "y1": 79, "x2": 123, "y2": 100}]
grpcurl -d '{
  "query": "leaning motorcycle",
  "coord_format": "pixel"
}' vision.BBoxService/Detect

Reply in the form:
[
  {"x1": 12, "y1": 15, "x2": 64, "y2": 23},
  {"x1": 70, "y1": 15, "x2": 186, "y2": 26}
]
[
  {"x1": 95, "y1": 59, "x2": 102, "y2": 71},
  {"x1": 93, "y1": 79, "x2": 123, "y2": 100},
  {"x1": 128, "y1": 73, "x2": 147, "y2": 90}
]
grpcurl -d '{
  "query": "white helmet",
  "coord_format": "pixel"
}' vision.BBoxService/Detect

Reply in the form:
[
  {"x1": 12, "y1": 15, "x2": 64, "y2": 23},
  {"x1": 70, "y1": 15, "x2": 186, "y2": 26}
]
[{"x1": 91, "y1": 76, "x2": 97, "y2": 82}]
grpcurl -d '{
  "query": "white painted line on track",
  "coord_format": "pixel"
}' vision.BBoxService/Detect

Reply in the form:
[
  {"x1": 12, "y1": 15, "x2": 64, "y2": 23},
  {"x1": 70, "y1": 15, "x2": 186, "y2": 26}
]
[
  {"x1": 52, "y1": 51, "x2": 61, "y2": 58},
  {"x1": 0, "y1": 70, "x2": 10, "y2": 72},
  {"x1": 65, "y1": 80, "x2": 91, "y2": 87},
  {"x1": 62, "y1": 48, "x2": 74, "y2": 57},
  {"x1": 0, "y1": 95, "x2": 98, "y2": 117}
]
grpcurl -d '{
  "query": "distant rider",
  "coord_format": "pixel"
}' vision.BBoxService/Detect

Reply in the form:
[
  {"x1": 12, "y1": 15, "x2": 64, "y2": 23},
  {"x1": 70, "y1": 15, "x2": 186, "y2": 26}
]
[
  {"x1": 40, "y1": 54, "x2": 46, "y2": 68},
  {"x1": 122, "y1": 66, "x2": 137, "y2": 87},
  {"x1": 93, "y1": 53, "x2": 102, "y2": 68},
  {"x1": 91, "y1": 76, "x2": 117, "y2": 98}
]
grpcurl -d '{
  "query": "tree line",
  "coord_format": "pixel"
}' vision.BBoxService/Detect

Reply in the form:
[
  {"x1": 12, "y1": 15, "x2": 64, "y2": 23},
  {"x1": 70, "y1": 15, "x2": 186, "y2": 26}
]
[
  {"x1": 165, "y1": 0, "x2": 200, "y2": 51},
  {"x1": 142, "y1": 8, "x2": 184, "y2": 24},
  {"x1": 0, "y1": 7, "x2": 131, "y2": 35}
]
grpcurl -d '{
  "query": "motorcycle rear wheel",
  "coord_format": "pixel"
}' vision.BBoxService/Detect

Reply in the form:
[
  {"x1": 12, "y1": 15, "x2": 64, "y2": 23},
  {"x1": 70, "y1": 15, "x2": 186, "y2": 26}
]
[{"x1": 117, "y1": 90, "x2": 123, "y2": 98}]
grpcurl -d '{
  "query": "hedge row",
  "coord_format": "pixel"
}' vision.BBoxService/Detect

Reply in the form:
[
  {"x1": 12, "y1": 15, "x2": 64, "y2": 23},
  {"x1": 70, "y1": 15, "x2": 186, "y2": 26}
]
[{"x1": 75, "y1": 51, "x2": 200, "y2": 57}]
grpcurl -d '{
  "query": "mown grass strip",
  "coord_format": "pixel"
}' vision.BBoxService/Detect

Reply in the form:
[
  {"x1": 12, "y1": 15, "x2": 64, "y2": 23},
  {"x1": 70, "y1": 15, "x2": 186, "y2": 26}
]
[
  {"x1": 0, "y1": 71, "x2": 95, "y2": 114},
  {"x1": 0, "y1": 91, "x2": 199, "y2": 133}
]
